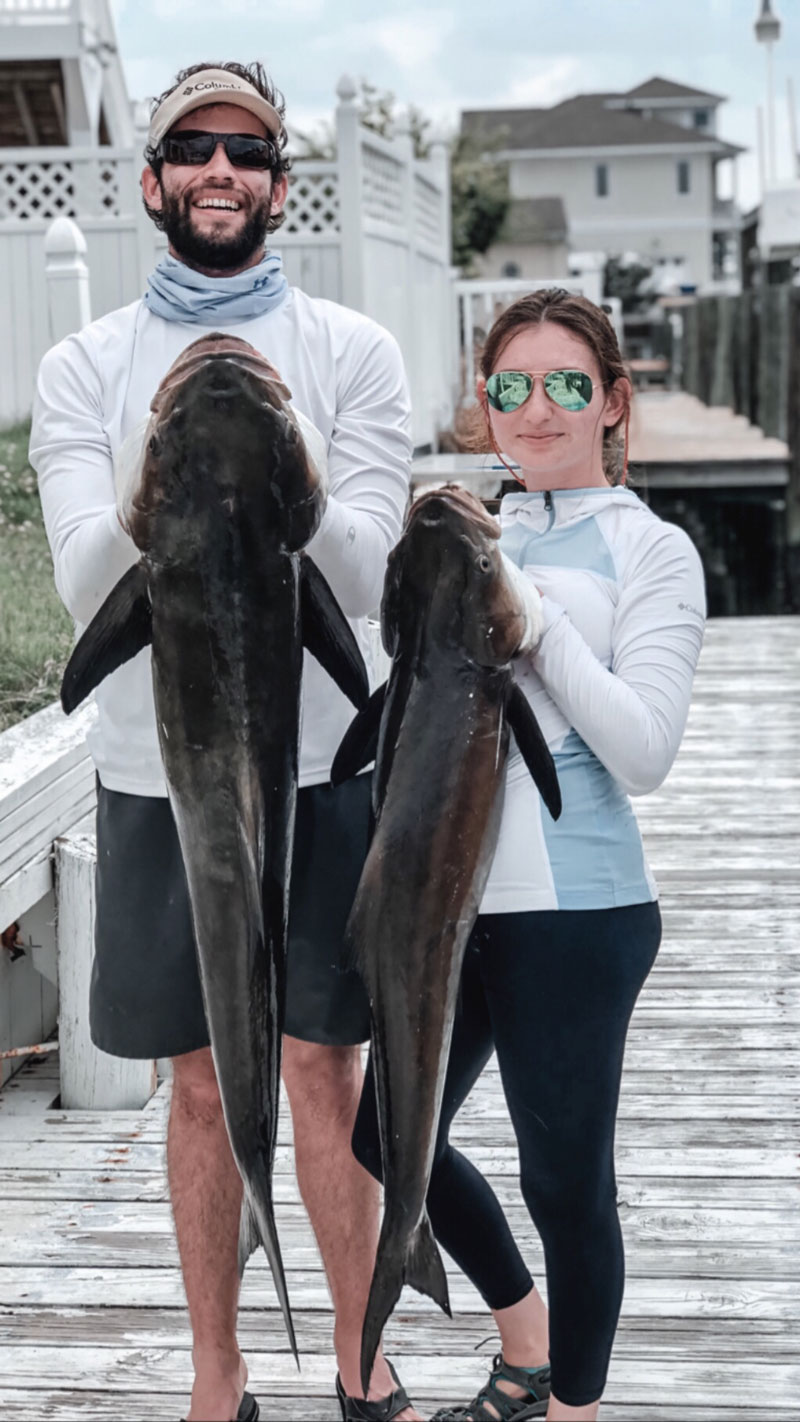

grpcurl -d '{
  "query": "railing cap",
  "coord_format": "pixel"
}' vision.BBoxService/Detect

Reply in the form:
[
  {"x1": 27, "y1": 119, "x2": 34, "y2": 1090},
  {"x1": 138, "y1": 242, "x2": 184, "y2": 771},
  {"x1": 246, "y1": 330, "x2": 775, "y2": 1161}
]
[
  {"x1": 44, "y1": 215, "x2": 87, "y2": 256},
  {"x1": 336, "y1": 73, "x2": 357, "y2": 104}
]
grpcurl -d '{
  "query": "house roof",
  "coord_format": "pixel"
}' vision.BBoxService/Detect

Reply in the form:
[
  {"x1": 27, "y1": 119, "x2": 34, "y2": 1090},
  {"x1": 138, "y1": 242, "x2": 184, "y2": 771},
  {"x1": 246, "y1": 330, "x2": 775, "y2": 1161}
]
[
  {"x1": 496, "y1": 196, "x2": 567, "y2": 245},
  {"x1": 624, "y1": 77, "x2": 723, "y2": 103},
  {"x1": 461, "y1": 91, "x2": 743, "y2": 157}
]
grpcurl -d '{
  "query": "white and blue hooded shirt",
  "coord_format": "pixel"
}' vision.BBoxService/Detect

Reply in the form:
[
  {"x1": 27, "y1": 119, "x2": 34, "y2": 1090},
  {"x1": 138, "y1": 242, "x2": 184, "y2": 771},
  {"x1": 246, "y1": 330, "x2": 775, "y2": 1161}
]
[{"x1": 481, "y1": 485, "x2": 706, "y2": 914}]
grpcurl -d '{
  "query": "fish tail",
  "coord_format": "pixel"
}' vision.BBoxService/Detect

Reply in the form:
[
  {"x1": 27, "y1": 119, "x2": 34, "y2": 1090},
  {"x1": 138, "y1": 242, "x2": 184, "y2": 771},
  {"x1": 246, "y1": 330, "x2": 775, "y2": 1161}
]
[
  {"x1": 239, "y1": 1190, "x2": 300, "y2": 1367},
  {"x1": 405, "y1": 1209, "x2": 451, "y2": 1316},
  {"x1": 360, "y1": 1210, "x2": 450, "y2": 1393}
]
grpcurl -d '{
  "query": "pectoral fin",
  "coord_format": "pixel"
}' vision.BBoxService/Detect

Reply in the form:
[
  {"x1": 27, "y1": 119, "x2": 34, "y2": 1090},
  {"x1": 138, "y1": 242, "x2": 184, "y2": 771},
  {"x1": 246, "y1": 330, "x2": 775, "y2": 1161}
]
[
  {"x1": 61, "y1": 563, "x2": 152, "y2": 714},
  {"x1": 507, "y1": 683, "x2": 562, "y2": 821},
  {"x1": 301, "y1": 556, "x2": 370, "y2": 711},
  {"x1": 330, "y1": 683, "x2": 386, "y2": 786}
]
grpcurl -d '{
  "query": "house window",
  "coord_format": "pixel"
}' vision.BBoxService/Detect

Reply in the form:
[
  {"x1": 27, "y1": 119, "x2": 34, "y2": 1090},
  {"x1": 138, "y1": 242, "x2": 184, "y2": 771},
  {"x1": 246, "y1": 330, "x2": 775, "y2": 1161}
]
[
  {"x1": 595, "y1": 164, "x2": 609, "y2": 198},
  {"x1": 677, "y1": 161, "x2": 691, "y2": 194},
  {"x1": 693, "y1": 109, "x2": 709, "y2": 128},
  {"x1": 501, "y1": 262, "x2": 521, "y2": 279}
]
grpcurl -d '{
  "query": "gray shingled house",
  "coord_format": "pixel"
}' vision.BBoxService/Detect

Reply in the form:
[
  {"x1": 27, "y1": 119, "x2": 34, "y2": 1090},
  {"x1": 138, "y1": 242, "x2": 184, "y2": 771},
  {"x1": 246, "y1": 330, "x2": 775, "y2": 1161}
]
[{"x1": 462, "y1": 77, "x2": 744, "y2": 289}]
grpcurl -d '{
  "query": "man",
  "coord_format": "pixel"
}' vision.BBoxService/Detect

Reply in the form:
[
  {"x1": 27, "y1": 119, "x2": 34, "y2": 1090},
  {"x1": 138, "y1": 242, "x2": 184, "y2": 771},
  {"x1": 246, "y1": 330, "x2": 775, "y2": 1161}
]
[{"x1": 30, "y1": 61, "x2": 419, "y2": 1422}]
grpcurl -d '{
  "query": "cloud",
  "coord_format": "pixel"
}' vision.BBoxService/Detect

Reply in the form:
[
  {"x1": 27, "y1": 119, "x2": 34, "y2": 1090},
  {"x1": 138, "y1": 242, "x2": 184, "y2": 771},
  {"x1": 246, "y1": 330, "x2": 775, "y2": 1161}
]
[
  {"x1": 311, "y1": 8, "x2": 454, "y2": 67},
  {"x1": 503, "y1": 58, "x2": 587, "y2": 109},
  {"x1": 371, "y1": 12, "x2": 455, "y2": 69}
]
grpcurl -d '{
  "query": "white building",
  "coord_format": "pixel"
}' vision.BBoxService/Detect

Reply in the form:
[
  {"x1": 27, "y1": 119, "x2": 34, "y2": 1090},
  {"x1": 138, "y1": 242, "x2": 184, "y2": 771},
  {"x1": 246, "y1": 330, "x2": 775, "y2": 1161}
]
[
  {"x1": 462, "y1": 77, "x2": 744, "y2": 290},
  {"x1": 472, "y1": 196, "x2": 568, "y2": 283}
]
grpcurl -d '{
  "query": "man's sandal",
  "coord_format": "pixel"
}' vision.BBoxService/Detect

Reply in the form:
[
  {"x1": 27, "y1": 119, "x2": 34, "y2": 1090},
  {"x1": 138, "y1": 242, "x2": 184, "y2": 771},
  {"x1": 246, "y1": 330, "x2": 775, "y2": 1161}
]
[
  {"x1": 429, "y1": 1352, "x2": 550, "y2": 1421},
  {"x1": 179, "y1": 1389, "x2": 259, "y2": 1422},
  {"x1": 336, "y1": 1359, "x2": 413, "y2": 1421}
]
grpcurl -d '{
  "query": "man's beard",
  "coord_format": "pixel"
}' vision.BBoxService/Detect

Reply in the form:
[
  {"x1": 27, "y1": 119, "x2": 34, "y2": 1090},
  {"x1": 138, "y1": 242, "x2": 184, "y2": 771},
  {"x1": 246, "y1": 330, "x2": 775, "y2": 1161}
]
[{"x1": 159, "y1": 187, "x2": 274, "y2": 271}]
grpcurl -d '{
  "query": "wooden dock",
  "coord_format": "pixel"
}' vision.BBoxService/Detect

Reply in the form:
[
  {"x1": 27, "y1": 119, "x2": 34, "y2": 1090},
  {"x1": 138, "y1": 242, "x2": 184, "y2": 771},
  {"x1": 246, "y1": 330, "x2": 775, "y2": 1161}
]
[{"x1": 0, "y1": 616, "x2": 798, "y2": 1420}]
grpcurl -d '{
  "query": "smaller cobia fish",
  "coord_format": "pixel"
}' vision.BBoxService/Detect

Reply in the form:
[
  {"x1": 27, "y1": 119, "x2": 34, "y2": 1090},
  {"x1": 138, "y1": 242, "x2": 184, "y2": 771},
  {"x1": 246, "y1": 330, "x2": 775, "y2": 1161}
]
[
  {"x1": 61, "y1": 333, "x2": 369, "y2": 1363},
  {"x1": 332, "y1": 485, "x2": 562, "y2": 1391}
]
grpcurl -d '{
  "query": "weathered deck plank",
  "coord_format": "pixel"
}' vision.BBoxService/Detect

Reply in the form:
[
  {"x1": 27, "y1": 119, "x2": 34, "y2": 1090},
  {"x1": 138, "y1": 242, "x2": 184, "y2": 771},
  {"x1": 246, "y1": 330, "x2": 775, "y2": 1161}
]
[{"x1": 0, "y1": 615, "x2": 798, "y2": 1420}]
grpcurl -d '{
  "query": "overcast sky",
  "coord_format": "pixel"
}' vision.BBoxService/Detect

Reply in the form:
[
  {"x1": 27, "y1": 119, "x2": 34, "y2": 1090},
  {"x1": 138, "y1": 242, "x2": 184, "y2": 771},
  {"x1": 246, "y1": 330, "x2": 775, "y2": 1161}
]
[{"x1": 110, "y1": 0, "x2": 799, "y2": 211}]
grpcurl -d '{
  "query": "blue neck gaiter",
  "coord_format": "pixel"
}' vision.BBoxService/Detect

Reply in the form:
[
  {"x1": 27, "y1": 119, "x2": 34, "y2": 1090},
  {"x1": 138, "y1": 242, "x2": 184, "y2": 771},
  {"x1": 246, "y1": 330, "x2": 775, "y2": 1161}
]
[{"x1": 144, "y1": 250, "x2": 289, "y2": 324}]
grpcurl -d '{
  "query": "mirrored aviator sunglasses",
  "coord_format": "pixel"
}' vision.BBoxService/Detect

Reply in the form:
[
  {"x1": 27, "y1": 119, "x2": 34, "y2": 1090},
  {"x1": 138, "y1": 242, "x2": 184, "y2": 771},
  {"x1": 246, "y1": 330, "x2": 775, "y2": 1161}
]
[
  {"x1": 485, "y1": 369, "x2": 595, "y2": 414},
  {"x1": 158, "y1": 130, "x2": 276, "y2": 170}
]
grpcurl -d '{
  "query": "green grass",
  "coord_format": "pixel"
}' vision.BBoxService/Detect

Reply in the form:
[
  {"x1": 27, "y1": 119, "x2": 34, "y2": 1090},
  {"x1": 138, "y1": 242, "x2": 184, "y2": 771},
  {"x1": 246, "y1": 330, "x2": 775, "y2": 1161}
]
[{"x1": 0, "y1": 421, "x2": 74, "y2": 733}]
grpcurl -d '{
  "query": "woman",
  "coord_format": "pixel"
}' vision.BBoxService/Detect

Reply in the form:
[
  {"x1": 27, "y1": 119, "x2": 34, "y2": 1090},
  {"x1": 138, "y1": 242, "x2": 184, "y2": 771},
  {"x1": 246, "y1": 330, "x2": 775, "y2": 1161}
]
[{"x1": 352, "y1": 289, "x2": 706, "y2": 1421}]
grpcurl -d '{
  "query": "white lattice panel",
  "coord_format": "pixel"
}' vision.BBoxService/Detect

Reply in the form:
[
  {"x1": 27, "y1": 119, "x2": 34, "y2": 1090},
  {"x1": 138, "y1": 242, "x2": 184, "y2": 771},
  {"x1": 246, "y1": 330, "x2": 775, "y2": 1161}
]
[
  {"x1": 0, "y1": 161, "x2": 74, "y2": 221},
  {"x1": 98, "y1": 160, "x2": 122, "y2": 215},
  {"x1": 283, "y1": 170, "x2": 339, "y2": 235},
  {"x1": 414, "y1": 172, "x2": 443, "y2": 248},
  {"x1": 362, "y1": 143, "x2": 404, "y2": 225},
  {"x1": 0, "y1": 157, "x2": 130, "y2": 220}
]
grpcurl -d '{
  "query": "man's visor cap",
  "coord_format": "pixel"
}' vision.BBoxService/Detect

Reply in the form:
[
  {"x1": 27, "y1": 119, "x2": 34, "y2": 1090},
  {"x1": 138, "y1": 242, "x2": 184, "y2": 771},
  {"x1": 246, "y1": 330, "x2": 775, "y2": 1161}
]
[{"x1": 148, "y1": 68, "x2": 282, "y2": 148}]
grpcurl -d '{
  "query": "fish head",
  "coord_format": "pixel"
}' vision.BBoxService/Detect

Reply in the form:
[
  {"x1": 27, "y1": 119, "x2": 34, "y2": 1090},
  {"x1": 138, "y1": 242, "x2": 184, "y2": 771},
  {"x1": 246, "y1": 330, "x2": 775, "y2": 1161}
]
[
  {"x1": 125, "y1": 333, "x2": 326, "y2": 562},
  {"x1": 383, "y1": 485, "x2": 529, "y2": 666}
]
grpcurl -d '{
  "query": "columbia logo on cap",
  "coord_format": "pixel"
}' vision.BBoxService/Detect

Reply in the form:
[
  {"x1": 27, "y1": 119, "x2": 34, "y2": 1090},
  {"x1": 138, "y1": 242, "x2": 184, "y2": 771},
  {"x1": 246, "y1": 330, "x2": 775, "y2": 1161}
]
[{"x1": 184, "y1": 80, "x2": 245, "y2": 94}]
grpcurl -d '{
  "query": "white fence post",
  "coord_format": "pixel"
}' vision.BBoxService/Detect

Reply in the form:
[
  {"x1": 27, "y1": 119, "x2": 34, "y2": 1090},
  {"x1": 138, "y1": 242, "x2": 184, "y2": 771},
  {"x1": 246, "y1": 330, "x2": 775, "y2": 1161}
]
[
  {"x1": 335, "y1": 74, "x2": 366, "y2": 312},
  {"x1": 55, "y1": 831, "x2": 157, "y2": 1110},
  {"x1": 44, "y1": 216, "x2": 91, "y2": 344}
]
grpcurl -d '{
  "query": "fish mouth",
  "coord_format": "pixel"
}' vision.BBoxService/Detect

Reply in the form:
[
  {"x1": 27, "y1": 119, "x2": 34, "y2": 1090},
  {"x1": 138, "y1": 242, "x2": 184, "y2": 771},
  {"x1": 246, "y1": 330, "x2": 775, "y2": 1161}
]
[
  {"x1": 410, "y1": 484, "x2": 500, "y2": 541},
  {"x1": 153, "y1": 335, "x2": 292, "y2": 412}
]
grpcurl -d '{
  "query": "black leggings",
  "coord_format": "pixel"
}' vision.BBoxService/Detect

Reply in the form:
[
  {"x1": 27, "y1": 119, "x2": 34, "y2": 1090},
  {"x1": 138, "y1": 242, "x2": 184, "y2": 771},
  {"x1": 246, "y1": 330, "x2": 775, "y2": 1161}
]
[{"x1": 352, "y1": 903, "x2": 661, "y2": 1408}]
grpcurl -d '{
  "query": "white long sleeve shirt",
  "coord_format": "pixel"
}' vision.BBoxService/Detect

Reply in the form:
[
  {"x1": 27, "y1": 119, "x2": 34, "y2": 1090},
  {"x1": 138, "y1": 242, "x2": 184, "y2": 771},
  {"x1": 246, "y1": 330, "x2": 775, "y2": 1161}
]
[
  {"x1": 482, "y1": 486, "x2": 706, "y2": 913},
  {"x1": 30, "y1": 288, "x2": 412, "y2": 794}
]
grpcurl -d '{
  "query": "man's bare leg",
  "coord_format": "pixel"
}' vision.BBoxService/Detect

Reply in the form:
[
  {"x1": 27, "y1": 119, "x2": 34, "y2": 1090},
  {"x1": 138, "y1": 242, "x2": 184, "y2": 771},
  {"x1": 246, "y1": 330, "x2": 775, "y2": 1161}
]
[
  {"x1": 282, "y1": 1036, "x2": 421, "y2": 1421},
  {"x1": 169, "y1": 1047, "x2": 248, "y2": 1422}
]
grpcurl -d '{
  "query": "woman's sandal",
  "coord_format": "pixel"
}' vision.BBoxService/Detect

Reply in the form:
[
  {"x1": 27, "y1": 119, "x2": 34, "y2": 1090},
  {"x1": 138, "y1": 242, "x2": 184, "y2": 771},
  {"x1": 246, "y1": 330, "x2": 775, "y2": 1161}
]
[
  {"x1": 336, "y1": 1358, "x2": 414, "y2": 1421},
  {"x1": 429, "y1": 1352, "x2": 551, "y2": 1421}
]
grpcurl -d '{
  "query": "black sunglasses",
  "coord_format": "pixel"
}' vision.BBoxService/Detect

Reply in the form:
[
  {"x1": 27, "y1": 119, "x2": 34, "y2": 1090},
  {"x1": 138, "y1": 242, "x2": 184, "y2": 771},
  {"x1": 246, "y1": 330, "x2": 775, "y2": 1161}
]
[{"x1": 157, "y1": 130, "x2": 277, "y2": 170}]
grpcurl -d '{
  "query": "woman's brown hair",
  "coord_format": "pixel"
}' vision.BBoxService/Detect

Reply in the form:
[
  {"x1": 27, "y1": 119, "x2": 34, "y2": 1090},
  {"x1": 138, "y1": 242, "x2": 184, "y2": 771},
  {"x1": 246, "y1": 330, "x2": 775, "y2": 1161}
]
[{"x1": 470, "y1": 287, "x2": 632, "y2": 485}]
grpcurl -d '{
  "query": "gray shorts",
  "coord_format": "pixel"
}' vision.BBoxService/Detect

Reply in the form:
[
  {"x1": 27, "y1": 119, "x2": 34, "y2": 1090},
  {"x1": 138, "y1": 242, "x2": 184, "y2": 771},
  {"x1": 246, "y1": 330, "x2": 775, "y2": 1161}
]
[{"x1": 90, "y1": 775, "x2": 372, "y2": 1059}]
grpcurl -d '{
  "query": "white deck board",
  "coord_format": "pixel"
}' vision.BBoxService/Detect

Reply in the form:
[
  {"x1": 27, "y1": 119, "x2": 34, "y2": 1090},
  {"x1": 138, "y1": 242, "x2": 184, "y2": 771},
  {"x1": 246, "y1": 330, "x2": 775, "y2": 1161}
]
[{"x1": 0, "y1": 616, "x2": 798, "y2": 1419}]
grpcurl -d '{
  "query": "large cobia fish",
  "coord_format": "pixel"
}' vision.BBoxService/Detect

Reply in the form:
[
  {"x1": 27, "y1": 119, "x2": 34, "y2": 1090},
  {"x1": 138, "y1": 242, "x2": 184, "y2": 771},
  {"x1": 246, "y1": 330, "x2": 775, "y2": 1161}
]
[
  {"x1": 331, "y1": 485, "x2": 562, "y2": 1390},
  {"x1": 61, "y1": 333, "x2": 370, "y2": 1361}
]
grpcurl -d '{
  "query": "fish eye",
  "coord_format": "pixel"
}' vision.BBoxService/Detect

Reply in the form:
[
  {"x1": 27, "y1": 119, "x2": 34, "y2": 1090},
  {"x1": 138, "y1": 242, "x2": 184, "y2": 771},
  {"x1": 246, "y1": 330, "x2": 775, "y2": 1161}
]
[{"x1": 478, "y1": 554, "x2": 491, "y2": 573}]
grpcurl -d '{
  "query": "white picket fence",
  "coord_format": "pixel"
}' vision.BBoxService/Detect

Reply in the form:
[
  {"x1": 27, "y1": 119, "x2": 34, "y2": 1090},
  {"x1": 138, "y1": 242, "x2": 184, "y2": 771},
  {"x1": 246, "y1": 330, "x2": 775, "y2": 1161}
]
[{"x1": 0, "y1": 76, "x2": 458, "y2": 447}]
